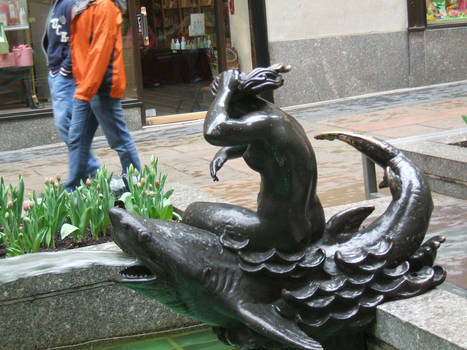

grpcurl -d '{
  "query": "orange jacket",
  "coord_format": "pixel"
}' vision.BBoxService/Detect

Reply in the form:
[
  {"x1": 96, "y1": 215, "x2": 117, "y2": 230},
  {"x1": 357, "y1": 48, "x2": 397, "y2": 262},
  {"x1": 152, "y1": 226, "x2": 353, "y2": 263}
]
[{"x1": 70, "y1": 0, "x2": 126, "y2": 102}]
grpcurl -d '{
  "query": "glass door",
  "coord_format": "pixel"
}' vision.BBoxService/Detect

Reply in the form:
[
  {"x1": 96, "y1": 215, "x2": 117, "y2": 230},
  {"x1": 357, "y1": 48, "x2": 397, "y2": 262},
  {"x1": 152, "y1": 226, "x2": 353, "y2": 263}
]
[{"x1": 134, "y1": 0, "x2": 253, "y2": 125}]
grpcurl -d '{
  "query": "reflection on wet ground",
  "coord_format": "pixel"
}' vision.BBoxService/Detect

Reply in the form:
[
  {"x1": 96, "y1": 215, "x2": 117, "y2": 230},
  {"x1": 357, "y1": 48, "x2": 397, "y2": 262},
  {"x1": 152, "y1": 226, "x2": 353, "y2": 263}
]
[
  {"x1": 439, "y1": 257, "x2": 467, "y2": 290},
  {"x1": 92, "y1": 327, "x2": 232, "y2": 350}
]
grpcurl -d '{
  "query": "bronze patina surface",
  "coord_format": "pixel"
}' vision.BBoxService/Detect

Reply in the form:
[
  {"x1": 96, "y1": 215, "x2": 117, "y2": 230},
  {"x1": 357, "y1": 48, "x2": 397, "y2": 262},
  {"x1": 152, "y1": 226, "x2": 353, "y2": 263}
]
[{"x1": 110, "y1": 65, "x2": 446, "y2": 350}]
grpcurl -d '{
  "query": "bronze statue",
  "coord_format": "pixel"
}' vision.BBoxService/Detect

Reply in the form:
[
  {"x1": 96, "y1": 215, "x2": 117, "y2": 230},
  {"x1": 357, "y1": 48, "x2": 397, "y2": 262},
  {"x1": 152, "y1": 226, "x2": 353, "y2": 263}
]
[
  {"x1": 110, "y1": 65, "x2": 446, "y2": 350},
  {"x1": 183, "y1": 64, "x2": 325, "y2": 252}
]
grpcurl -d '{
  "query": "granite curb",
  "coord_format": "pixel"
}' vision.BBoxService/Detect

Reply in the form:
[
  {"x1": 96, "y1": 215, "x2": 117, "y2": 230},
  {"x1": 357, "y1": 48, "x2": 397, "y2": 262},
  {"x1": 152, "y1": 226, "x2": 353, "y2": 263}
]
[{"x1": 1, "y1": 187, "x2": 465, "y2": 349}]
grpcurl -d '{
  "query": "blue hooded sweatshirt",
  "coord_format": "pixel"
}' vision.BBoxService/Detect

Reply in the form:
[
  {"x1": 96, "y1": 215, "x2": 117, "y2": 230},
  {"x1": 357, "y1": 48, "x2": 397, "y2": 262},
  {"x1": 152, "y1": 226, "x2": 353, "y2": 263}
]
[{"x1": 42, "y1": 0, "x2": 74, "y2": 77}]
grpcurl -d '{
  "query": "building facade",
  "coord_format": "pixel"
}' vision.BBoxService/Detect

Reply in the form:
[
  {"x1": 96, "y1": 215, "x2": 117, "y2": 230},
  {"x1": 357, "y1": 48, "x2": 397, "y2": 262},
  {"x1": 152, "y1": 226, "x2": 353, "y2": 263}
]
[
  {"x1": 266, "y1": 0, "x2": 467, "y2": 106},
  {"x1": 0, "y1": 0, "x2": 466, "y2": 151},
  {"x1": 0, "y1": 0, "x2": 142, "y2": 151}
]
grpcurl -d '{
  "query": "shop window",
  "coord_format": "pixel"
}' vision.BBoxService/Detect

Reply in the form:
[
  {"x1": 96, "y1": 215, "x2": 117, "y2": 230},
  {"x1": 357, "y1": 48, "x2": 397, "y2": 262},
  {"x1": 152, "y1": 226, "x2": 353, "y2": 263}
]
[
  {"x1": 137, "y1": 0, "x2": 217, "y2": 87},
  {"x1": 426, "y1": 0, "x2": 467, "y2": 25},
  {"x1": 0, "y1": 0, "x2": 137, "y2": 115}
]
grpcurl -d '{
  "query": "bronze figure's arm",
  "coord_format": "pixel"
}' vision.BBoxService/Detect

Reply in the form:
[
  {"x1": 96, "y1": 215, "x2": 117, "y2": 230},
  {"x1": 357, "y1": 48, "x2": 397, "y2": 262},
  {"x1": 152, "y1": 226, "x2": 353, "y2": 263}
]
[
  {"x1": 210, "y1": 145, "x2": 248, "y2": 181},
  {"x1": 204, "y1": 64, "x2": 292, "y2": 147}
]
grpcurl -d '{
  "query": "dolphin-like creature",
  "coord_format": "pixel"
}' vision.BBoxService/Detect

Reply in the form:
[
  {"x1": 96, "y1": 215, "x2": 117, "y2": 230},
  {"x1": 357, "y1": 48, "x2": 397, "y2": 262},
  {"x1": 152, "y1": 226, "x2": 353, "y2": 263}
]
[{"x1": 109, "y1": 132, "x2": 446, "y2": 350}]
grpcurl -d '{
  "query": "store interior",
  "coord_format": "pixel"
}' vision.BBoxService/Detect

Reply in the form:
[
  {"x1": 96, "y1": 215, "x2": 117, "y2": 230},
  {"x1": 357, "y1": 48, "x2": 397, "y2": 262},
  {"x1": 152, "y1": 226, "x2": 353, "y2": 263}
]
[
  {"x1": 0, "y1": 0, "x2": 254, "y2": 123},
  {"x1": 138, "y1": 0, "x2": 253, "y2": 121}
]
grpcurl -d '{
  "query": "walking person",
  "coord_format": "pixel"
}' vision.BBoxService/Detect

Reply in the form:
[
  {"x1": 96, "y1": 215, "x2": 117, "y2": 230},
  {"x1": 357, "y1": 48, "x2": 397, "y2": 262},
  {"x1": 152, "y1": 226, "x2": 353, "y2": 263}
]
[
  {"x1": 42, "y1": 0, "x2": 100, "y2": 179},
  {"x1": 65, "y1": 0, "x2": 141, "y2": 191}
]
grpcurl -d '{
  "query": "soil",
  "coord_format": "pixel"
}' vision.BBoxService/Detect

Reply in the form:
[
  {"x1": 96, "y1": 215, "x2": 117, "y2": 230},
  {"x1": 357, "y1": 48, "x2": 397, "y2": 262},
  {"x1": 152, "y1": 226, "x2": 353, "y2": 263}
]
[
  {"x1": 449, "y1": 140, "x2": 467, "y2": 147},
  {"x1": 0, "y1": 226, "x2": 114, "y2": 259}
]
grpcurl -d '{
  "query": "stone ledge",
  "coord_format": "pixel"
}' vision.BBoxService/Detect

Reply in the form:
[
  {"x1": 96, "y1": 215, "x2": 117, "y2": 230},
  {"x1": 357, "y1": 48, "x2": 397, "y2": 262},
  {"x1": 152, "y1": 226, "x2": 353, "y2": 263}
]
[
  {"x1": 402, "y1": 146, "x2": 467, "y2": 183},
  {"x1": 1, "y1": 245, "x2": 465, "y2": 350},
  {"x1": 0, "y1": 246, "x2": 199, "y2": 350},
  {"x1": 372, "y1": 288, "x2": 467, "y2": 350},
  {"x1": 395, "y1": 129, "x2": 467, "y2": 199},
  {"x1": 0, "y1": 245, "x2": 132, "y2": 300},
  {"x1": 0, "y1": 182, "x2": 219, "y2": 350},
  {"x1": 1, "y1": 187, "x2": 465, "y2": 349}
]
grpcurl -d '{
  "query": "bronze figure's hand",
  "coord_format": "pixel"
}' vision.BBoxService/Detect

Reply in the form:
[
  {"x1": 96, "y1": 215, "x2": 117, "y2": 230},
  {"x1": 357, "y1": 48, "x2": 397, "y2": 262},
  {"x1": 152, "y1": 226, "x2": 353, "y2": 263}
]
[
  {"x1": 210, "y1": 154, "x2": 226, "y2": 182},
  {"x1": 219, "y1": 69, "x2": 241, "y2": 92}
]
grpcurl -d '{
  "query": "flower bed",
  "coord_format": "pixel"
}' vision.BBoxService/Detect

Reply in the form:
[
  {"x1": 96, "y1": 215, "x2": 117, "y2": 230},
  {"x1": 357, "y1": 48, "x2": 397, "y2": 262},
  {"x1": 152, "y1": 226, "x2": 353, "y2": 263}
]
[{"x1": 0, "y1": 156, "x2": 178, "y2": 258}]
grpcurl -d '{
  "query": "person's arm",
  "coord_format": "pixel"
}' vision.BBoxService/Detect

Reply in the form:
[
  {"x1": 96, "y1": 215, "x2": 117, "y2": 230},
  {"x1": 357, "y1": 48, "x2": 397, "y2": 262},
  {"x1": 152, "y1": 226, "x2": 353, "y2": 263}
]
[
  {"x1": 74, "y1": 1, "x2": 119, "y2": 101},
  {"x1": 59, "y1": 0, "x2": 74, "y2": 77},
  {"x1": 59, "y1": 46, "x2": 72, "y2": 77}
]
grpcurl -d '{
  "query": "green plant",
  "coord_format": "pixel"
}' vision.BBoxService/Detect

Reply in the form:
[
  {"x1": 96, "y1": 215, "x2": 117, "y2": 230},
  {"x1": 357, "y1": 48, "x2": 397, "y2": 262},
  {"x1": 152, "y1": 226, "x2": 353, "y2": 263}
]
[
  {"x1": 0, "y1": 177, "x2": 8, "y2": 245},
  {"x1": 40, "y1": 177, "x2": 69, "y2": 248},
  {"x1": 462, "y1": 115, "x2": 467, "y2": 124},
  {"x1": 20, "y1": 194, "x2": 48, "y2": 254},
  {"x1": 0, "y1": 176, "x2": 24, "y2": 256},
  {"x1": 120, "y1": 156, "x2": 180, "y2": 221},
  {"x1": 88, "y1": 167, "x2": 115, "y2": 239},
  {"x1": 62, "y1": 186, "x2": 92, "y2": 242},
  {"x1": 61, "y1": 166, "x2": 115, "y2": 241},
  {"x1": 1, "y1": 157, "x2": 176, "y2": 257},
  {"x1": 1, "y1": 175, "x2": 69, "y2": 256}
]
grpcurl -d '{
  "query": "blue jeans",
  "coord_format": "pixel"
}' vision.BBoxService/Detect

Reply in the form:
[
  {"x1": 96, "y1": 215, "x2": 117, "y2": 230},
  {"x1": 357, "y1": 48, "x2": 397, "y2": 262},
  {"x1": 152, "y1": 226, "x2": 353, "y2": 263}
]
[
  {"x1": 48, "y1": 74, "x2": 100, "y2": 176},
  {"x1": 65, "y1": 94, "x2": 141, "y2": 191}
]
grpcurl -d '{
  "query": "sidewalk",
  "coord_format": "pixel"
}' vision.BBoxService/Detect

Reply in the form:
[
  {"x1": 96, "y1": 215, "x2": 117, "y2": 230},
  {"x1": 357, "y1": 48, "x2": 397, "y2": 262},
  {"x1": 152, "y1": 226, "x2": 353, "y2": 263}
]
[
  {"x1": 3, "y1": 80, "x2": 465, "y2": 208},
  {"x1": 1, "y1": 80, "x2": 466, "y2": 289}
]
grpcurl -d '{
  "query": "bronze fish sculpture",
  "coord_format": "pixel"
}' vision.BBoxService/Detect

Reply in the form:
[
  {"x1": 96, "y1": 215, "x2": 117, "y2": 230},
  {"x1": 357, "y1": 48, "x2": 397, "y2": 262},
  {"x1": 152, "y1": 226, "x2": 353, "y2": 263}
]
[{"x1": 110, "y1": 65, "x2": 445, "y2": 350}]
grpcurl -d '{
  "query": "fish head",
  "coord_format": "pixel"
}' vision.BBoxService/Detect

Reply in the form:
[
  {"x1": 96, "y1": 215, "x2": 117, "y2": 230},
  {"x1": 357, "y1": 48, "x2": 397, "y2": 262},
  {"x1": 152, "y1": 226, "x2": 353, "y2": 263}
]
[{"x1": 109, "y1": 207, "x2": 226, "y2": 285}]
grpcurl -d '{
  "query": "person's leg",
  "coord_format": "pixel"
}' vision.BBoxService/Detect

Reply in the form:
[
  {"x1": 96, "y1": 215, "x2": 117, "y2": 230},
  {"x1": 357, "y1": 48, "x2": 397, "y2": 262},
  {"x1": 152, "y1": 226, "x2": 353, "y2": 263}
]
[
  {"x1": 48, "y1": 74, "x2": 71, "y2": 144},
  {"x1": 65, "y1": 99, "x2": 99, "y2": 191},
  {"x1": 90, "y1": 94, "x2": 141, "y2": 174},
  {"x1": 48, "y1": 74, "x2": 100, "y2": 176}
]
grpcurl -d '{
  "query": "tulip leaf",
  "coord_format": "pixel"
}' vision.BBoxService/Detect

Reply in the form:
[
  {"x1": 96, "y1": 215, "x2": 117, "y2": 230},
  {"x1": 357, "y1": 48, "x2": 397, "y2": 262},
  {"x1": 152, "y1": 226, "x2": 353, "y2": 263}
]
[{"x1": 60, "y1": 223, "x2": 79, "y2": 240}]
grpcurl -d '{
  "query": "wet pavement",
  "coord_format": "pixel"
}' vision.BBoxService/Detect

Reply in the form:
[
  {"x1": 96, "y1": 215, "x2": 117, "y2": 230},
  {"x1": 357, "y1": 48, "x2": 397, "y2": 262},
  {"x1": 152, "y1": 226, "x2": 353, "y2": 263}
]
[{"x1": 1, "y1": 80, "x2": 466, "y2": 290}]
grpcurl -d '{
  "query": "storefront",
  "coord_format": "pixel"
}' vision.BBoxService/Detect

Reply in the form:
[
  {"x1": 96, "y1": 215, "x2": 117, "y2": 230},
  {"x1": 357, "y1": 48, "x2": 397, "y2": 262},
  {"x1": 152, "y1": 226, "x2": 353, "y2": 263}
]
[
  {"x1": 3, "y1": 0, "x2": 464, "y2": 151},
  {"x1": 266, "y1": 0, "x2": 467, "y2": 107},
  {"x1": 0, "y1": 0, "x2": 256, "y2": 150},
  {"x1": 0, "y1": 0, "x2": 145, "y2": 110},
  {"x1": 426, "y1": 0, "x2": 467, "y2": 25},
  {"x1": 408, "y1": 0, "x2": 467, "y2": 29},
  {"x1": 0, "y1": 0, "x2": 262, "y2": 151},
  {"x1": 0, "y1": 0, "x2": 143, "y2": 151},
  {"x1": 133, "y1": 0, "x2": 261, "y2": 125}
]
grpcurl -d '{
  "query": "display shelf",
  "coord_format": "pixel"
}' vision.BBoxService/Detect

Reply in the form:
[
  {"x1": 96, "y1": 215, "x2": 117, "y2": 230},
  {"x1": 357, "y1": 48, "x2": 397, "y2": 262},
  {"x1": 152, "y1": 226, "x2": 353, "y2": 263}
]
[
  {"x1": 0, "y1": 64, "x2": 32, "y2": 70},
  {"x1": 4, "y1": 24, "x2": 29, "y2": 31},
  {"x1": 0, "y1": 1, "x2": 38, "y2": 109},
  {"x1": 153, "y1": 0, "x2": 215, "y2": 50}
]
